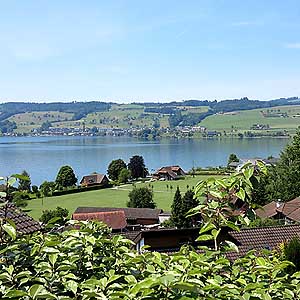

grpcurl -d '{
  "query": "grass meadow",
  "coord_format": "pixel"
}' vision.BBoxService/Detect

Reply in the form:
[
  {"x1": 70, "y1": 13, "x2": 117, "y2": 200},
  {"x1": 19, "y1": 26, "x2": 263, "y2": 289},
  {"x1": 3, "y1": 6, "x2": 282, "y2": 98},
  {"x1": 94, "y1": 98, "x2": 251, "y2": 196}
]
[
  {"x1": 26, "y1": 175, "x2": 223, "y2": 220},
  {"x1": 200, "y1": 105, "x2": 300, "y2": 133}
]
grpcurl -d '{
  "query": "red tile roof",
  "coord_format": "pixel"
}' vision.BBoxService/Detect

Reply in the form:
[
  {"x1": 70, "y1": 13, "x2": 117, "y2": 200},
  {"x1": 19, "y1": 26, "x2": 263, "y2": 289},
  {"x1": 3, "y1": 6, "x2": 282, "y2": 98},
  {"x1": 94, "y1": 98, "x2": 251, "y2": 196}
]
[
  {"x1": 0, "y1": 203, "x2": 41, "y2": 234},
  {"x1": 72, "y1": 211, "x2": 127, "y2": 230}
]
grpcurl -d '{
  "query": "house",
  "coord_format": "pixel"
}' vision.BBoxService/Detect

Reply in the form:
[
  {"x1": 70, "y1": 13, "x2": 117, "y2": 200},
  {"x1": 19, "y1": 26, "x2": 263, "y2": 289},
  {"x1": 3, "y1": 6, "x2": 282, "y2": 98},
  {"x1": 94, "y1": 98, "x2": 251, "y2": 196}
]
[
  {"x1": 232, "y1": 157, "x2": 279, "y2": 172},
  {"x1": 116, "y1": 223, "x2": 300, "y2": 261},
  {"x1": 0, "y1": 203, "x2": 41, "y2": 234},
  {"x1": 256, "y1": 197, "x2": 300, "y2": 223},
  {"x1": 80, "y1": 173, "x2": 109, "y2": 187},
  {"x1": 72, "y1": 210, "x2": 127, "y2": 231},
  {"x1": 130, "y1": 227, "x2": 203, "y2": 253},
  {"x1": 227, "y1": 224, "x2": 300, "y2": 260},
  {"x1": 73, "y1": 207, "x2": 164, "y2": 227},
  {"x1": 152, "y1": 165, "x2": 186, "y2": 180}
]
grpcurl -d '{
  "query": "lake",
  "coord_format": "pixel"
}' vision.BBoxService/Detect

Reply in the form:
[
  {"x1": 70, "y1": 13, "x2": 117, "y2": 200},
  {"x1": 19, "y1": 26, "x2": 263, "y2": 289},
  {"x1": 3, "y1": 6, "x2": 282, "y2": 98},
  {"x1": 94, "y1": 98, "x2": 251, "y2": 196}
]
[{"x1": 0, "y1": 136, "x2": 289, "y2": 185}]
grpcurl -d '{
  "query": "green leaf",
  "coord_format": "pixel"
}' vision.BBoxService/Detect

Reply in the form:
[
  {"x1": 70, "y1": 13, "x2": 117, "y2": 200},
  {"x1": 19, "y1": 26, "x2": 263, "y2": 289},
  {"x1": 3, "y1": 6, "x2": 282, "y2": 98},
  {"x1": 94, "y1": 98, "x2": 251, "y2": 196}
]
[
  {"x1": 65, "y1": 280, "x2": 78, "y2": 295},
  {"x1": 196, "y1": 234, "x2": 213, "y2": 241},
  {"x1": 244, "y1": 167, "x2": 254, "y2": 179},
  {"x1": 0, "y1": 191, "x2": 7, "y2": 197},
  {"x1": 11, "y1": 174, "x2": 30, "y2": 181},
  {"x1": 29, "y1": 284, "x2": 44, "y2": 299},
  {"x1": 210, "y1": 191, "x2": 223, "y2": 199},
  {"x1": 48, "y1": 253, "x2": 58, "y2": 266},
  {"x1": 211, "y1": 228, "x2": 221, "y2": 240},
  {"x1": 226, "y1": 221, "x2": 240, "y2": 232},
  {"x1": 199, "y1": 222, "x2": 215, "y2": 234},
  {"x1": 7, "y1": 177, "x2": 16, "y2": 187},
  {"x1": 3, "y1": 223, "x2": 17, "y2": 240},
  {"x1": 236, "y1": 188, "x2": 245, "y2": 200},
  {"x1": 222, "y1": 240, "x2": 239, "y2": 252},
  {"x1": 5, "y1": 290, "x2": 28, "y2": 298}
]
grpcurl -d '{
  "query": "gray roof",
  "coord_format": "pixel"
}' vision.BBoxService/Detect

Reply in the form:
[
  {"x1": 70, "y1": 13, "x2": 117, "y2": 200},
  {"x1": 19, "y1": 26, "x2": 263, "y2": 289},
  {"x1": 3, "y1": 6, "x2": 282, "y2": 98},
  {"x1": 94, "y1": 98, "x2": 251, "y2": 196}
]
[{"x1": 74, "y1": 207, "x2": 163, "y2": 220}]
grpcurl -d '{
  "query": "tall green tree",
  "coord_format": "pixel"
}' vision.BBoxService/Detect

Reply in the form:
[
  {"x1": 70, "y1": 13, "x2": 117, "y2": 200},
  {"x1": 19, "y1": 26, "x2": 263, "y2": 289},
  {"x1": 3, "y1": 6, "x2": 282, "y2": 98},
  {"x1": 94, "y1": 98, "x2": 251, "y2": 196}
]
[
  {"x1": 181, "y1": 190, "x2": 199, "y2": 228},
  {"x1": 107, "y1": 159, "x2": 127, "y2": 181},
  {"x1": 169, "y1": 188, "x2": 199, "y2": 229},
  {"x1": 253, "y1": 129, "x2": 300, "y2": 204},
  {"x1": 127, "y1": 187, "x2": 156, "y2": 208},
  {"x1": 55, "y1": 165, "x2": 77, "y2": 188},
  {"x1": 170, "y1": 187, "x2": 184, "y2": 228},
  {"x1": 127, "y1": 155, "x2": 148, "y2": 179},
  {"x1": 18, "y1": 170, "x2": 31, "y2": 192}
]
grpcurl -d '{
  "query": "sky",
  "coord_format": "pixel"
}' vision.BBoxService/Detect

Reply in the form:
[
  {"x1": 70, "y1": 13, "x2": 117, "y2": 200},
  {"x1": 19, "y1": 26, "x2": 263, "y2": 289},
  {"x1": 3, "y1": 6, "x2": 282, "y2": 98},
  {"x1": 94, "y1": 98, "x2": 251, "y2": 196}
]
[{"x1": 1, "y1": 0, "x2": 300, "y2": 103}]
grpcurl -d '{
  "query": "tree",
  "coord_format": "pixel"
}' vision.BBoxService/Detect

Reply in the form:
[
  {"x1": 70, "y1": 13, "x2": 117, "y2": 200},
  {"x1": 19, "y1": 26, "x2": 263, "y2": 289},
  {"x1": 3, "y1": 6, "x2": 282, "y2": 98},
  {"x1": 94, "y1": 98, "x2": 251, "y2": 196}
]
[
  {"x1": 118, "y1": 168, "x2": 131, "y2": 184},
  {"x1": 253, "y1": 129, "x2": 300, "y2": 204},
  {"x1": 181, "y1": 190, "x2": 199, "y2": 228},
  {"x1": 127, "y1": 155, "x2": 148, "y2": 179},
  {"x1": 40, "y1": 181, "x2": 56, "y2": 197},
  {"x1": 170, "y1": 187, "x2": 184, "y2": 228},
  {"x1": 11, "y1": 191, "x2": 30, "y2": 208},
  {"x1": 284, "y1": 237, "x2": 300, "y2": 272},
  {"x1": 227, "y1": 153, "x2": 239, "y2": 167},
  {"x1": 18, "y1": 170, "x2": 31, "y2": 192},
  {"x1": 39, "y1": 121, "x2": 52, "y2": 132},
  {"x1": 55, "y1": 165, "x2": 77, "y2": 188},
  {"x1": 107, "y1": 159, "x2": 127, "y2": 181},
  {"x1": 39, "y1": 206, "x2": 69, "y2": 225},
  {"x1": 127, "y1": 187, "x2": 156, "y2": 208}
]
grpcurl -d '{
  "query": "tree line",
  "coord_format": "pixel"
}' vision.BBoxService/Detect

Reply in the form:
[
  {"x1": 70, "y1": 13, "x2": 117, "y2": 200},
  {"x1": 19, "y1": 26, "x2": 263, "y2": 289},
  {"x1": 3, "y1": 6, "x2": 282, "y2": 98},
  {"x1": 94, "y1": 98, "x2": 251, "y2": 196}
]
[{"x1": 0, "y1": 101, "x2": 111, "y2": 122}]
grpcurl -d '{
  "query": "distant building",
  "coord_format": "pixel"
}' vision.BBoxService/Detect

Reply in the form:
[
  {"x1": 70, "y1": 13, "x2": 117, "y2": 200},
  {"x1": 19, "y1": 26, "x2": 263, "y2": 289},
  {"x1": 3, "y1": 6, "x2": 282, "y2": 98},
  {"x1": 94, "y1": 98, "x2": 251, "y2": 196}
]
[
  {"x1": 152, "y1": 165, "x2": 186, "y2": 181},
  {"x1": 80, "y1": 173, "x2": 109, "y2": 187}
]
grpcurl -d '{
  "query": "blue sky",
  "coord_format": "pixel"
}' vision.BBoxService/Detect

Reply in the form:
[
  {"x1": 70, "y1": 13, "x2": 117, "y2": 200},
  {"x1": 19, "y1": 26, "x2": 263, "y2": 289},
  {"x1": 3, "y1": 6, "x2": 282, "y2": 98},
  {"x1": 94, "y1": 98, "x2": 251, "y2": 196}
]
[{"x1": 1, "y1": 0, "x2": 300, "y2": 102}]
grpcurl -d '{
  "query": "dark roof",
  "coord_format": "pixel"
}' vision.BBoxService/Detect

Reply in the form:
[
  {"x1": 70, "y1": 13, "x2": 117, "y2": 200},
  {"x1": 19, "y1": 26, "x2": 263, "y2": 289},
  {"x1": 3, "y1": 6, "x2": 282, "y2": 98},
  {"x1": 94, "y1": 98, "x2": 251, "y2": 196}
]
[
  {"x1": 256, "y1": 201, "x2": 283, "y2": 219},
  {"x1": 74, "y1": 207, "x2": 163, "y2": 221},
  {"x1": 80, "y1": 173, "x2": 107, "y2": 185},
  {"x1": 0, "y1": 203, "x2": 41, "y2": 234},
  {"x1": 72, "y1": 210, "x2": 127, "y2": 230},
  {"x1": 227, "y1": 224, "x2": 300, "y2": 259},
  {"x1": 256, "y1": 197, "x2": 300, "y2": 222}
]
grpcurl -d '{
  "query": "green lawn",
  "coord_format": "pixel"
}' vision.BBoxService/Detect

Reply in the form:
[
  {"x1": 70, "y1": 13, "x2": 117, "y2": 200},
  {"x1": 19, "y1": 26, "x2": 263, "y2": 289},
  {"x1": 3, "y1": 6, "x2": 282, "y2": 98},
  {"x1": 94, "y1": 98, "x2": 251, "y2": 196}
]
[
  {"x1": 200, "y1": 105, "x2": 300, "y2": 133},
  {"x1": 26, "y1": 175, "x2": 223, "y2": 220}
]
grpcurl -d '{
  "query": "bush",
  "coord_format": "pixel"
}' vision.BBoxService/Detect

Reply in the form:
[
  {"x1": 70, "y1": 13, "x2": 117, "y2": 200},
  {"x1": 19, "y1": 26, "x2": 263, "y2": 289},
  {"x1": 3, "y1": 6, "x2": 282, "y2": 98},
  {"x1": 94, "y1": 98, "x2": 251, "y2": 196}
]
[
  {"x1": 284, "y1": 237, "x2": 300, "y2": 272},
  {"x1": 39, "y1": 206, "x2": 69, "y2": 225},
  {"x1": 127, "y1": 187, "x2": 156, "y2": 208},
  {"x1": 52, "y1": 184, "x2": 111, "y2": 196}
]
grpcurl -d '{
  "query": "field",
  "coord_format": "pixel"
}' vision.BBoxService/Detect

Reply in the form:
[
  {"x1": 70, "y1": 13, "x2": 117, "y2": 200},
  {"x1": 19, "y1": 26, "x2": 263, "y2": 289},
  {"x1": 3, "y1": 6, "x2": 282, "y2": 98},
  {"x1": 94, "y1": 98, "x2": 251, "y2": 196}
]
[
  {"x1": 9, "y1": 111, "x2": 74, "y2": 133},
  {"x1": 26, "y1": 175, "x2": 223, "y2": 220},
  {"x1": 200, "y1": 105, "x2": 300, "y2": 134}
]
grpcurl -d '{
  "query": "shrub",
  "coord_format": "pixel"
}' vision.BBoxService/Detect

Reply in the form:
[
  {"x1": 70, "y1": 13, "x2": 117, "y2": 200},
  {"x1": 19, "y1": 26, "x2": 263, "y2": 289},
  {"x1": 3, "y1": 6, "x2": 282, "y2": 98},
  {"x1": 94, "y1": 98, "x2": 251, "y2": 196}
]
[{"x1": 284, "y1": 237, "x2": 300, "y2": 272}]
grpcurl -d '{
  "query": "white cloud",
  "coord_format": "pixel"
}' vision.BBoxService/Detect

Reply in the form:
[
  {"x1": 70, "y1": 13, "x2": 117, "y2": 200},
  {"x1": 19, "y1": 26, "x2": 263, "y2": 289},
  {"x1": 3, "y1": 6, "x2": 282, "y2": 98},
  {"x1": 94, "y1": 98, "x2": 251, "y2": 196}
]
[
  {"x1": 231, "y1": 21, "x2": 263, "y2": 27},
  {"x1": 285, "y1": 43, "x2": 300, "y2": 49}
]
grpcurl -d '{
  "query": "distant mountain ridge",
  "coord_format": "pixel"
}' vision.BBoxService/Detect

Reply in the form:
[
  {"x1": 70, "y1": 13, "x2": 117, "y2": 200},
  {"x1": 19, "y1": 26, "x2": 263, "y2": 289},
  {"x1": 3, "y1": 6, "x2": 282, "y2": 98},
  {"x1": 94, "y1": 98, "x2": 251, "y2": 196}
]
[{"x1": 0, "y1": 97, "x2": 300, "y2": 128}]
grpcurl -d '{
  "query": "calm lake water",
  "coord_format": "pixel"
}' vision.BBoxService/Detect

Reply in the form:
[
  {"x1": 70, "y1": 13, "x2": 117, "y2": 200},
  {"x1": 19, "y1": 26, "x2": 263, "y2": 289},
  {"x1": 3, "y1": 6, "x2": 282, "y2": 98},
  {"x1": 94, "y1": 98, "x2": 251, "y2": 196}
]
[{"x1": 0, "y1": 136, "x2": 290, "y2": 185}]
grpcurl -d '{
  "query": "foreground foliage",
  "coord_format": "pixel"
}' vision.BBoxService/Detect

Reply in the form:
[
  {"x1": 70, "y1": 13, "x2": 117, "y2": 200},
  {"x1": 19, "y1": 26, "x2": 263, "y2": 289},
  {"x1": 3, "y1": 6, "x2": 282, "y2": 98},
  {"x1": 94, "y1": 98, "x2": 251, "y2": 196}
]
[
  {"x1": 0, "y1": 220, "x2": 299, "y2": 300},
  {"x1": 1, "y1": 164, "x2": 300, "y2": 299}
]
